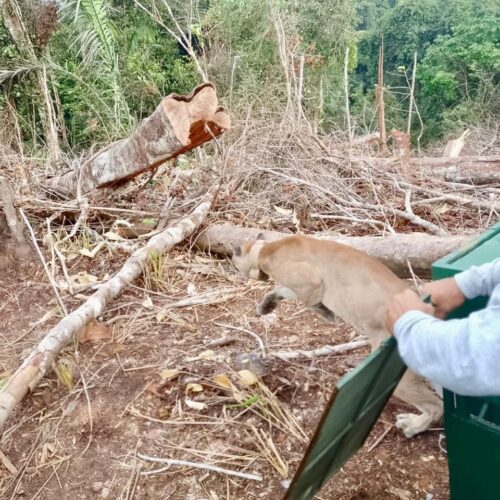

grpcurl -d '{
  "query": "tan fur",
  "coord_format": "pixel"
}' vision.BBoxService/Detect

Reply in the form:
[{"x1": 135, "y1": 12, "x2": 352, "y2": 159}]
[{"x1": 232, "y1": 235, "x2": 443, "y2": 438}]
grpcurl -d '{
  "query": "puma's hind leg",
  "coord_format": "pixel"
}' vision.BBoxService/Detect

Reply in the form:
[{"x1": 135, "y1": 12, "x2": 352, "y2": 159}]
[
  {"x1": 366, "y1": 328, "x2": 442, "y2": 438},
  {"x1": 393, "y1": 370, "x2": 443, "y2": 438}
]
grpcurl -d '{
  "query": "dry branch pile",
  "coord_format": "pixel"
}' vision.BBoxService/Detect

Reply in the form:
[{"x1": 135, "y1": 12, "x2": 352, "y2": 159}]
[{"x1": 214, "y1": 119, "x2": 499, "y2": 238}]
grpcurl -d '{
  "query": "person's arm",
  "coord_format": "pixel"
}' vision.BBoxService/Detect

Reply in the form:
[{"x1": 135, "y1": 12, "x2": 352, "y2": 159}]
[
  {"x1": 422, "y1": 258, "x2": 500, "y2": 319},
  {"x1": 454, "y1": 258, "x2": 500, "y2": 299},
  {"x1": 394, "y1": 305, "x2": 500, "y2": 396}
]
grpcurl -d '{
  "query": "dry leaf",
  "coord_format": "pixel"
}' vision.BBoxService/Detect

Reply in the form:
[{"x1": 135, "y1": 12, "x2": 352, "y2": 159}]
[
  {"x1": 436, "y1": 203, "x2": 452, "y2": 215},
  {"x1": 273, "y1": 205, "x2": 293, "y2": 217},
  {"x1": 185, "y1": 399, "x2": 207, "y2": 410},
  {"x1": 186, "y1": 383, "x2": 204, "y2": 393},
  {"x1": 40, "y1": 443, "x2": 57, "y2": 465},
  {"x1": 159, "y1": 369, "x2": 180, "y2": 381},
  {"x1": 78, "y1": 321, "x2": 111, "y2": 343},
  {"x1": 186, "y1": 349, "x2": 218, "y2": 362},
  {"x1": 71, "y1": 272, "x2": 99, "y2": 286},
  {"x1": 213, "y1": 373, "x2": 232, "y2": 390},
  {"x1": 156, "y1": 310, "x2": 167, "y2": 322},
  {"x1": 113, "y1": 219, "x2": 133, "y2": 228},
  {"x1": 238, "y1": 369, "x2": 259, "y2": 386},
  {"x1": 388, "y1": 487, "x2": 412, "y2": 500},
  {"x1": 146, "y1": 382, "x2": 164, "y2": 398},
  {"x1": 199, "y1": 349, "x2": 216, "y2": 360},
  {"x1": 103, "y1": 231, "x2": 126, "y2": 241},
  {"x1": 79, "y1": 241, "x2": 105, "y2": 259},
  {"x1": 141, "y1": 296, "x2": 154, "y2": 309},
  {"x1": 187, "y1": 283, "x2": 197, "y2": 296}
]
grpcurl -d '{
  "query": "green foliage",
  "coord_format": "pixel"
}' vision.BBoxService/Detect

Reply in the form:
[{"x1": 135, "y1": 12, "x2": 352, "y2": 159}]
[
  {"x1": 356, "y1": 0, "x2": 452, "y2": 90},
  {"x1": 418, "y1": 4, "x2": 500, "y2": 139},
  {"x1": 1, "y1": 0, "x2": 200, "y2": 150},
  {"x1": 354, "y1": 0, "x2": 392, "y2": 31},
  {"x1": 204, "y1": 0, "x2": 280, "y2": 99},
  {"x1": 352, "y1": 0, "x2": 500, "y2": 142},
  {"x1": 1, "y1": 0, "x2": 498, "y2": 151}
]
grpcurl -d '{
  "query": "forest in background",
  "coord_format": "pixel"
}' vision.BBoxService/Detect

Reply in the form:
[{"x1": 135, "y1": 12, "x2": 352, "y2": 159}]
[{"x1": 0, "y1": 0, "x2": 498, "y2": 155}]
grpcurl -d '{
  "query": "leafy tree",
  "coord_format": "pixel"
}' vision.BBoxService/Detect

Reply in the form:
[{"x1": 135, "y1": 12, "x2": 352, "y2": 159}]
[
  {"x1": 418, "y1": 1, "x2": 500, "y2": 139},
  {"x1": 356, "y1": 0, "x2": 453, "y2": 90}
]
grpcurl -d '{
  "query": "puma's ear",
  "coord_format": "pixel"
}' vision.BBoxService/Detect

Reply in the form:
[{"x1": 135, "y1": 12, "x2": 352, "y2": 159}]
[
  {"x1": 256, "y1": 232, "x2": 265, "y2": 241},
  {"x1": 230, "y1": 243, "x2": 242, "y2": 257}
]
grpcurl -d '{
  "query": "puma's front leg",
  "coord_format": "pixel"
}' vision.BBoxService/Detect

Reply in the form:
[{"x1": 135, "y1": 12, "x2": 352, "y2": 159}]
[{"x1": 257, "y1": 286, "x2": 296, "y2": 316}]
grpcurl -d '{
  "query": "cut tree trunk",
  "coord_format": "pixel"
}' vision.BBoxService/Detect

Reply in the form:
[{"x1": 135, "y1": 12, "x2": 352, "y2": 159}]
[
  {"x1": 42, "y1": 83, "x2": 230, "y2": 198},
  {"x1": 442, "y1": 129, "x2": 470, "y2": 158},
  {"x1": 0, "y1": 193, "x2": 213, "y2": 428},
  {"x1": 195, "y1": 223, "x2": 476, "y2": 279},
  {"x1": 0, "y1": 175, "x2": 32, "y2": 260}
]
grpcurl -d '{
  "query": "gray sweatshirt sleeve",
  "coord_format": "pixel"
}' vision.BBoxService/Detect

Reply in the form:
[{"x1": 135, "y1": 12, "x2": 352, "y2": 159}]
[
  {"x1": 394, "y1": 303, "x2": 500, "y2": 396},
  {"x1": 454, "y1": 258, "x2": 500, "y2": 299}
]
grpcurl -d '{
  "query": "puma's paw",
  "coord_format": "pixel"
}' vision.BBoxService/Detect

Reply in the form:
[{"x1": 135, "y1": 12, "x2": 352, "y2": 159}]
[
  {"x1": 256, "y1": 299, "x2": 276, "y2": 316},
  {"x1": 396, "y1": 412, "x2": 432, "y2": 438}
]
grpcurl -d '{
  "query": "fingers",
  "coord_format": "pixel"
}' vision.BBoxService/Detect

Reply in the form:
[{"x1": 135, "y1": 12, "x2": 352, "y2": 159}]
[
  {"x1": 385, "y1": 289, "x2": 435, "y2": 333},
  {"x1": 422, "y1": 277, "x2": 465, "y2": 318}
]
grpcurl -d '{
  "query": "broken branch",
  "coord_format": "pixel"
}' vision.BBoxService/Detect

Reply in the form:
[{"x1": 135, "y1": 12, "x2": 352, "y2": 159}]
[
  {"x1": 0, "y1": 192, "x2": 214, "y2": 428},
  {"x1": 137, "y1": 453, "x2": 262, "y2": 481}
]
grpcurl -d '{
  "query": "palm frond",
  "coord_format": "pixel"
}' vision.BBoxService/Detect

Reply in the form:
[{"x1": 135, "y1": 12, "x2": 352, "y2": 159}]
[
  {"x1": 80, "y1": 0, "x2": 116, "y2": 64},
  {"x1": 0, "y1": 64, "x2": 41, "y2": 85},
  {"x1": 62, "y1": 0, "x2": 116, "y2": 68}
]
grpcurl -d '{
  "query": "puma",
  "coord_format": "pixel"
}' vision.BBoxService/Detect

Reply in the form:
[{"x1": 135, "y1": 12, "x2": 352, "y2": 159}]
[{"x1": 231, "y1": 234, "x2": 442, "y2": 438}]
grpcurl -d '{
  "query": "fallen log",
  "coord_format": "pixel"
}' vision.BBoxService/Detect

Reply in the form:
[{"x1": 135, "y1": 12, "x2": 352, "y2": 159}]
[
  {"x1": 195, "y1": 223, "x2": 476, "y2": 279},
  {"x1": 440, "y1": 168, "x2": 500, "y2": 185},
  {"x1": 43, "y1": 83, "x2": 230, "y2": 198},
  {"x1": 0, "y1": 193, "x2": 214, "y2": 428},
  {"x1": 409, "y1": 155, "x2": 500, "y2": 168}
]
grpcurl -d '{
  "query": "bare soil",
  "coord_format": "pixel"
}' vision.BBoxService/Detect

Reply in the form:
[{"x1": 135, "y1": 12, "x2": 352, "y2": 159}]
[{"x1": 0, "y1": 241, "x2": 448, "y2": 500}]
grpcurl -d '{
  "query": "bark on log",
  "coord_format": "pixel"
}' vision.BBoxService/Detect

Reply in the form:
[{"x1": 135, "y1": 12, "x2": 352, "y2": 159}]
[
  {"x1": 438, "y1": 167, "x2": 500, "y2": 185},
  {"x1": 410, "y1": 155, "x2": 500, "y2": 168},
  {"x1": 0, "y1": 193, "x2": 213, "y2": 428},
  {"x1": 0, "y1": 176, "x2": 26, "y2": 245},
  {"x1": 195, "y1": 223, "x2": 476, "y2": 279},
  {"x1": 43, "y1": 83, "x2": 230, "y2": 198}
]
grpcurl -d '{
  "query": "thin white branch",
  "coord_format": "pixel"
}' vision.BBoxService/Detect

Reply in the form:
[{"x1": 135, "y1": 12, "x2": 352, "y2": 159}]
[
  {"x1": 271, "y1": 339, "x2": 370, "y2": 360},
  {"x1": 19, "y1": 208, "x2": 68, "y2": 315},
  {"x1": 213, "y1": 322, "x2": 266, "y2": 355},
  {"x1": 137, "y1": 453, "x2": 262, "y2": 481}
]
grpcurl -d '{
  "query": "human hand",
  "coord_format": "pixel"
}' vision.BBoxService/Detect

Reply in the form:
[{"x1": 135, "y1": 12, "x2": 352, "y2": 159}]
[
  {"x1": 422, "y1": 277, "x2": 466, "y2": 319},
  {"x1": 386, "y1": 289, "x2": 434, "y2": 334}
]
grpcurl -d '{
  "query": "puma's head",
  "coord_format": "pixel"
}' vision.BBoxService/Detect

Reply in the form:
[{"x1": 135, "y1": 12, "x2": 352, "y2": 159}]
[{"x1": 231, "y1": 233, "x2": 267, "y2": 280}]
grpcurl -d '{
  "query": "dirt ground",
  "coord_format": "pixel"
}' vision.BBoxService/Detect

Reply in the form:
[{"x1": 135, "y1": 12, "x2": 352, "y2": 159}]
[{"x1": 0, "y1": 238, "x2": 449, "y2": 500}]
